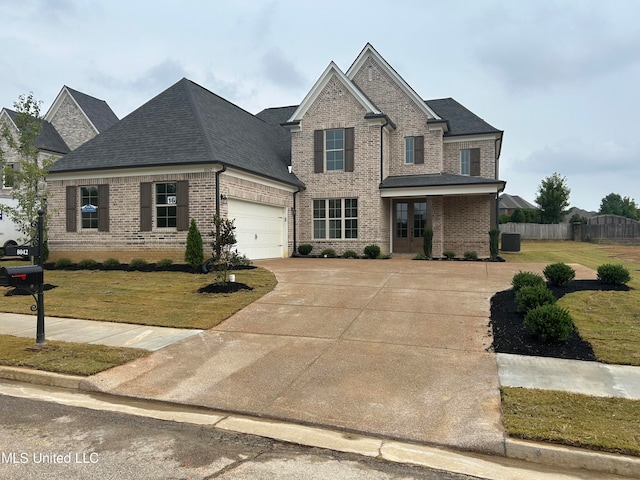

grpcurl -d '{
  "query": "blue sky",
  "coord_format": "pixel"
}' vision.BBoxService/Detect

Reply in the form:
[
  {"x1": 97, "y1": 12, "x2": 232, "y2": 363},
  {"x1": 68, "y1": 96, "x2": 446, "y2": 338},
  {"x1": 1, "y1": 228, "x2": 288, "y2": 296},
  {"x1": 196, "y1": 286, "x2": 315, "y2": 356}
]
[{"x1": 2, "y1": 0, "x2": 639, "y2": 211}]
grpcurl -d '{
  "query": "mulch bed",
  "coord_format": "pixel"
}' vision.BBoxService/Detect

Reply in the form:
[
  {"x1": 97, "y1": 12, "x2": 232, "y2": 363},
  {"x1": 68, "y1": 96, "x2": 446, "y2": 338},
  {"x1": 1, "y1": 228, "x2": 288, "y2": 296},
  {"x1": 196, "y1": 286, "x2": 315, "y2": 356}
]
[
  {"x1": 489, "y1": 280, "x2": 630, "y2": 361},
  {"x1": 197, "y1": 282, "x2": 253, "y2": 294}
]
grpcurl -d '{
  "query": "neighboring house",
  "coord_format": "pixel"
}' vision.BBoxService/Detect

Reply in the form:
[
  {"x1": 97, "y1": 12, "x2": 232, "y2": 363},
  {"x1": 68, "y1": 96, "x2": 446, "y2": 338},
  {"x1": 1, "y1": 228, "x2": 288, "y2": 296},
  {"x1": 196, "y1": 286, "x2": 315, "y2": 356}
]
[
  {"x1": 46, "y1": 44, "x2": 505, "y2": 259},
  {"x1": 498, "y1": 194, "x2": 536, "y2": 216}
]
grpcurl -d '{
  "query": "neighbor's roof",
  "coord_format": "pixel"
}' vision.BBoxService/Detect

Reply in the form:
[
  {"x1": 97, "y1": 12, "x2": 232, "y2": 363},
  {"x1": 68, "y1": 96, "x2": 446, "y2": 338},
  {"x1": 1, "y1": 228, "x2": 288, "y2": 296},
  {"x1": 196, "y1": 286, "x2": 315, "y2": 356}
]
[
  {"x1": 380, "y1": 173, "x2": 505, "y2": 189},
  {"x1": 499, "y1": 193, "x2": 536, "y2": 210},
  {"x1": 426, "y1": 98, "x2": 502, "y2": 137},
  {"x1": 50, "y1": 79, "x2": 304, "y2": 187},
  {"x1": 5, "y1": 109, "x2": 69, "y2": 155},
  {"x1": 65, "y1": 86, "x2": 119, "y2": 132}
]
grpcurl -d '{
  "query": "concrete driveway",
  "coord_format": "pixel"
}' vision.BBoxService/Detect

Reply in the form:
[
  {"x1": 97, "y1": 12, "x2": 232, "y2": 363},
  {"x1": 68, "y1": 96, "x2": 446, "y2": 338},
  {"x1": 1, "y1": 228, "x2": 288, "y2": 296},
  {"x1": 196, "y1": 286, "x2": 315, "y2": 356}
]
[{"x1": 83, "y1": 258, "x2": 584, "y2": 455}]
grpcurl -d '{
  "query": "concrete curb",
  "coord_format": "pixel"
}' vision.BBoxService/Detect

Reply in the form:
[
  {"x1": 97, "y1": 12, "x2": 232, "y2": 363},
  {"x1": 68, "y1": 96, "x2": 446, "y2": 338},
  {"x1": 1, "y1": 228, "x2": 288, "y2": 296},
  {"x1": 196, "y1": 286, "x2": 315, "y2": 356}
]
[{"x1": 1, "y1": 366, "x2": 639, "y2": 479}]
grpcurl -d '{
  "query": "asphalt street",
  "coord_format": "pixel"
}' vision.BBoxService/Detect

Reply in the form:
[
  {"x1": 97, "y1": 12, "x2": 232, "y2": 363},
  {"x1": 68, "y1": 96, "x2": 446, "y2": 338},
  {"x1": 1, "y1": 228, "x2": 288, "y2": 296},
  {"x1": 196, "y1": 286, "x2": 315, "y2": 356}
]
[{"x1": 0, "y1": 394, "x2": 475, "y2": 480}]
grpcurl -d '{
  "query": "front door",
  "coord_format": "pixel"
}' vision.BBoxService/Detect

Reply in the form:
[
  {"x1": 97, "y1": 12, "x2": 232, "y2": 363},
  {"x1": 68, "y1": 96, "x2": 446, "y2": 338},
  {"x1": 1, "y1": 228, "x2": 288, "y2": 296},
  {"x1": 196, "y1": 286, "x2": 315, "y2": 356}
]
[{"x1": 394, "y1": 200, "x2": 427, "y2": 253}]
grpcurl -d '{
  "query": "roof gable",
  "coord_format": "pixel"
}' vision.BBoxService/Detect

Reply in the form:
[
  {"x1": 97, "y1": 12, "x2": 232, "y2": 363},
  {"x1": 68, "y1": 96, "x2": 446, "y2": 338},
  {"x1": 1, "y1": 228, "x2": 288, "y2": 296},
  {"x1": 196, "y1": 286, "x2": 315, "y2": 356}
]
[
  {"x1": 346, "y1": 43, "x2": 441, "y2": 120},
  {"x1": 285, "y1": 62, "x2": 381, "y2": 124},
  {"x1": 2, "y1": 108, "x2": 69, "y2": 155},
  {"x1": 45, "y1": 86, "x2": 119, "y2": 134}
]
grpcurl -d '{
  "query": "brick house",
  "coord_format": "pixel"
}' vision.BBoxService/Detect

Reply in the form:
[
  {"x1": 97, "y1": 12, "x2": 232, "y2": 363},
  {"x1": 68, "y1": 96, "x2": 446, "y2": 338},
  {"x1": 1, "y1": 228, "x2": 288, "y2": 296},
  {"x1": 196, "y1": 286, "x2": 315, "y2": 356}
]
[{"x1": 45, "y1": 44, "x2": 504, "y2": 260}]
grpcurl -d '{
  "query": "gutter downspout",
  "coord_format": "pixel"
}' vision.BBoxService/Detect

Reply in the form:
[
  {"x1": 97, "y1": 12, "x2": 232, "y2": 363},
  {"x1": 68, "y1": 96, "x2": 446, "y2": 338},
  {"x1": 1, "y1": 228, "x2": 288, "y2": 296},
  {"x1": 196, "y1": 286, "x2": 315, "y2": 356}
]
[
  {"x1": 380, "y1": 118, "x2": 389, "y2": 183},
  {"x1": 215, "y1": 164, "x2": 227, "y2": 218},
  {"x1": 292, "y1": 187, "x2": 300, "y2": 256}
]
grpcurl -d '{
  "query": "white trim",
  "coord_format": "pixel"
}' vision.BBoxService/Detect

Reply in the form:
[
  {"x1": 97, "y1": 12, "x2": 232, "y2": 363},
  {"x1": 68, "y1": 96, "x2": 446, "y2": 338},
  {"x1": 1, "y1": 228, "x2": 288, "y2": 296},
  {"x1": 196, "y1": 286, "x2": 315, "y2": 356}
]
[
  {"x1": 380, "y1": 184, "x2": 504, "y2": 198},
  {"x1": 223, "y1": 168, "x2": 299, "y2": 193},
  {"x1": 45, "y1": 87, "x2": 99, "y2": 134},
  {"x1": 286, "y1": 62, "x2": 381, "y2": 124},
  {"x1": 443, "y1": 133, "x2": 501, "y2": 144},
  {"x1": 346, "y1": 43, "x2": 440, "y2": 120}
]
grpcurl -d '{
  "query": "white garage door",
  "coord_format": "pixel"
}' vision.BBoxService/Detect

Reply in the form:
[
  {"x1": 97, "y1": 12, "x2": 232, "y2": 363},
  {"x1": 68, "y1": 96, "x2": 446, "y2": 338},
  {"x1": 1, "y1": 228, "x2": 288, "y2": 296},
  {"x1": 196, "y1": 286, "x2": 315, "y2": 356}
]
[{"x1": 227, "y1": 199, "x2": 286, "y2": 260}]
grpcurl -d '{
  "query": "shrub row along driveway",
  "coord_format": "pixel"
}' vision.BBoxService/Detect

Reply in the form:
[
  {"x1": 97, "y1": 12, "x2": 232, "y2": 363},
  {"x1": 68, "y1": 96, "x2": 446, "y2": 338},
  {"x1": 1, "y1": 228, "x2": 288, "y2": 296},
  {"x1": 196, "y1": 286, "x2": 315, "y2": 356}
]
[{"x1": 81, "y1": 258, "x2": 594, "y2": 455}]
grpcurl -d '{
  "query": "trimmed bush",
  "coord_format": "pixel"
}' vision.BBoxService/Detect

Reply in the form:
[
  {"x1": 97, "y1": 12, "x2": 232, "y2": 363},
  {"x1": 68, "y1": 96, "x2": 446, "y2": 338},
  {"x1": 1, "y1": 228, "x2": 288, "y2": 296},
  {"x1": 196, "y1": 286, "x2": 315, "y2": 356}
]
[
  {"x1": 54, "y1": 257, "x2": 73, "y2": 268},
  {"x1": 489, "y1": 228, "x2": 500, "y2": 259},
  {"x1": 597, "y1": 264, "x2": 631, "y2": 285},
  {"x1": 463, "y1": 251, "x2": 478, "y2": 261},
  {"x1": 423, "y1": 227, "x2": 433, "y2": 258},
  {"x1": 543, "y1": 262, "x2": 575, "y2": 287},
  {"x1": 343, "y1": 250, "x2": 358, "y2": 259},
  {"x1": 414, "y1": 252, "x2": 427, "y2": 260},
  {"x1": 102, "y1": 258, "x2": 121, "y2": 270},
  {"x1": 524, "y1": 304, "x2": 575, "y2": 343},
  {"x1": 77, "y1": 259, "x2": 99, "y2": 270},
  {"x1": 515, "y1": 285, "x2": 556, "y2": 313},
  {"x1": 184, "y1": 219, "x2": 204, "y2": 269},
  {"x1": 377, "y1": 253, "x2": 392, "y2": 259},
  {"x1": 363, "y1": 244, "x2": 381, "y2": 259},
  {"x1": 321, "y1": 248, "x2": 337, "y2": 258},
  {"x1": 156, "y1": 258, "x2": 173, "y2": 270},
  {"x1": 443, "y1": 250, "x2": 456, "y2": 260},
  {"x1": 128, "y1": 258, "x2": 149, "y2": 271},
  {"x1": 298, "y1": 244, "x2": 313, "y2": 256},
  {"x1": 511, "y1": 271, "x2": 546, "y2": 292}
]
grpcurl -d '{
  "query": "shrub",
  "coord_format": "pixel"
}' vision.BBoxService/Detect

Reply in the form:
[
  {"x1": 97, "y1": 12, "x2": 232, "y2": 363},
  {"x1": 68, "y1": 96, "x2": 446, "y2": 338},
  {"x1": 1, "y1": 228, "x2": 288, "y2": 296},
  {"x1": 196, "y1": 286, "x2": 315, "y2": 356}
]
[
  {"x1": 597, "y1": 264, "x2": 631, "y2": 285},
  {"x1": 363, "y1": 244, "x2": 381, "y2": 259},
  {"x1": 102, "y1": 258, "x2": 121, "y2": 270},
  {"x1": 156, "y1": 258, "x2": 173, "y2": 270},
  {"x1": 377, "y1": 253, "x2": 392, "y2": 259},
  {"x1": 321, "y1": 248, "x2": 337, "y2": 258},
  {"x1": 414, "y1": 252, "x2": 427, "y2": 260},
  {"x1": 54, "y1": 257, "x2": 73, "y2": 268},
  {"x1": 524, "y1": 304, "x2": 575, "y2": 342},
  {"x1": 298, "y1": 244, "x2": 313, "y2": 256},
  {"x1": 511, "y1": 271, "x2": 546, "y2": 292},
  {"x1": 343, "y1": 250, "x2": 358, "y2": 259},
  {"x1": 443, "y1": 250, "x2": 456, "y2": 260},
  {"x1": 543, "y1": 262, "x2": 575, "y2": 286},
  {"x1": 184, "y1": 219, "x2": 204, "y2": 269},
  {"x1": 423, "y1": 227, "x2": 433, "y2": 258},
  {"x1": 77, "y1": 258, "x2": 99, "y2": 270},
  {"x1": 229, "y1": 249, "x2": 252, "y2": 267},
  {"x1": 489, "y1": 228, "x2": 500, "y2": 259},
  {"x1": 515, "y1": 285, "x2": 556, "y2": 313},
  {"x1": 463, "y1": 251, "x2": 478, "y2": 261},
  {"x1": 128, "y1": 258, "x2": 149, "y2": 271}
]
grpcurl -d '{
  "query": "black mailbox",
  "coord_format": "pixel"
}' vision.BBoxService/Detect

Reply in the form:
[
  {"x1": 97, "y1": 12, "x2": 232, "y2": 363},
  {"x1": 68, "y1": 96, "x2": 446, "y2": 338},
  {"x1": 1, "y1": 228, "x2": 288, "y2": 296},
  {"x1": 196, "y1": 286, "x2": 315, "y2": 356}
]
[{"x1": 0, "y1": 265, "x2": 43, "y2": 290}]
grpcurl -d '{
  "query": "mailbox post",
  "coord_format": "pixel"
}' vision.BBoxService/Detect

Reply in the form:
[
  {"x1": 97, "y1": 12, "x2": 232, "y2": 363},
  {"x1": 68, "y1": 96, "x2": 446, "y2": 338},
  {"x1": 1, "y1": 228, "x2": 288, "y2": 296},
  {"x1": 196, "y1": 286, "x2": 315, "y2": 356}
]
[{"x1": 36, "y1": 209, "x2": 45, "y2": 345}]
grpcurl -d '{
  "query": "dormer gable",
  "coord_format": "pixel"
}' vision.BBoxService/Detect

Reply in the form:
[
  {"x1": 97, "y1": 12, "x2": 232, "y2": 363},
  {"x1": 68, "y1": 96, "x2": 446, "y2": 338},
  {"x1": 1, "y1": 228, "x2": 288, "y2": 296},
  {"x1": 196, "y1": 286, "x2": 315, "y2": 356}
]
[
  {"x1": 346, "y1": 43, "x2": 441, "y2": 121},
  {"x1": 284, "y1": 62, "x2": 382, "y2": 132}
]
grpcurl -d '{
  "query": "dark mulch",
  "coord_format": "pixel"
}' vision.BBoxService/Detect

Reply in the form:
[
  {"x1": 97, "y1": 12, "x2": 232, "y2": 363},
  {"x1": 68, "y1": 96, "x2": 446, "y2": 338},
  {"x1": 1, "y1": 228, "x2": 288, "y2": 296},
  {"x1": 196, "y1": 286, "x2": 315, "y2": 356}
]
[
  {"x1": 489, "y1": 280, "x2": 630, "y2": 361},
  {"x1": 197, "y1": 282, "x2": 253, "y2": 294}
]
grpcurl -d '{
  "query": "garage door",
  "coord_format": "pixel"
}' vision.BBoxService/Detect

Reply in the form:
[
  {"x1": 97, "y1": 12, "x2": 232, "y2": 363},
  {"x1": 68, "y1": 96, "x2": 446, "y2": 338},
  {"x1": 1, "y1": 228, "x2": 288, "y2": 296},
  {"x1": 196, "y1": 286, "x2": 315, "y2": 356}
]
[{"x1": 227, "y1": 199, "x2": 286, "y2": 260}]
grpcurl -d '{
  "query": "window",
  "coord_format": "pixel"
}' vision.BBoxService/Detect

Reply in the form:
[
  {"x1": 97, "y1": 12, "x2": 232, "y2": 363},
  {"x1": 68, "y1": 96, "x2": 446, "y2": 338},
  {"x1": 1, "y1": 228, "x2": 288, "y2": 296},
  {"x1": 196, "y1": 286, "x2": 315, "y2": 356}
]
[
  {"x1": 460, "y1": 148, "x2": 480, "y2": 176},
  {"x1": 460, "y1": 150, "x2": 470, "y2": 175},
  {"x1": 325, "y1": 129, "x2": 344, "y2": 171},
  {"x1": 2, "y1": 163, "x2": 15, "y2": 189},
  {"x1": 405, "y1": 137, "x2": 415, "y2": 164},
  {"x1": 156, "y1": 182, "x2": 177, "y2": 228},
  {"x1": 80, "y1": 186, "x2": 99, "y2": 229},
  {"x1": 313, "y1": 198, "x2": 358, "y2": 239}
]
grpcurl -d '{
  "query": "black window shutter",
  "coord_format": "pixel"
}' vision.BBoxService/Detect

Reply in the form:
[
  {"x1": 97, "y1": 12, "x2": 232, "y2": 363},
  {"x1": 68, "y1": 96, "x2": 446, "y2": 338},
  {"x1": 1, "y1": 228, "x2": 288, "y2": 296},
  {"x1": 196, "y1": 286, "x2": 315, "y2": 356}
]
[
  {"x1": 98, "y1": 184, "x2": 109, "y2": 232},
  {"x1": 176, "y1": 180, "x2": 189, "y2": 231},
  {"x1": 344, "y1": 127, "x2": 354, "y2": 172},
  {"x1": 314, "y1": 129, "x2": 324, "y2": 173},
  {"x1": 470, "y1": 148, "x2": 481, "y2": 176},
  {"x1": 414, "y1": 136, "x2": 424, "y2": 164},
  {"x1": 66, "y1": 186, "x2": 77, "y2": 232},
  {"x1": 140, "y1": 183, "x2": 152, "y2": 232}
]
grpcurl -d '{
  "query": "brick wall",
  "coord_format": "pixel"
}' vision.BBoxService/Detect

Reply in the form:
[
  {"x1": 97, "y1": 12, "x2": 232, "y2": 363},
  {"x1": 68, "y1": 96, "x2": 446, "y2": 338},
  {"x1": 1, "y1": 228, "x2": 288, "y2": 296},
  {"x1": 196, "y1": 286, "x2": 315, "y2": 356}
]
[
  {"x1": 442, "y1": 195, "x2": 492, "y2": 257},
  {"x1": 48, "y1": 92, "x2": 97, "y2": 150},
  {"x1": 443, "y1": 139, "x2": 497, "y2": 178}
]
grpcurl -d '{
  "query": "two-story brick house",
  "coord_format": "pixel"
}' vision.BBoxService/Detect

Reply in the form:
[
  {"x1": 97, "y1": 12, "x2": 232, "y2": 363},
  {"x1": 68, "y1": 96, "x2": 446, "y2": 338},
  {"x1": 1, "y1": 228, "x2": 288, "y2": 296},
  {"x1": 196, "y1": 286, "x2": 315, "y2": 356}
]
[
  {"x1": 284, "y1": 44, "x2": 505, "y2": 257},
  {"x1": 45, "y1": 44, "x2": 504, "y2": 260}
]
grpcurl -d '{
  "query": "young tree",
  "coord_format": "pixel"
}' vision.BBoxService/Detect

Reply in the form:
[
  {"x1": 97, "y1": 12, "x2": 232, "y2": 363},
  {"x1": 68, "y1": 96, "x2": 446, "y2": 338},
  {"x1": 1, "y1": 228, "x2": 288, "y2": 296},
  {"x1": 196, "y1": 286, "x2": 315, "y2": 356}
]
[
  {"x1": 0, "y1": 93, "x2": 55, "y2": 245},
  {"x1": 209, "y1": 214, "x2": 237, "y2": 283},
  {"x1": 599, "y1": 193, "x2": 640, "y2": 220},
  {"x1": 535, "y1": 172, "x2": 571, "y2": 224}
]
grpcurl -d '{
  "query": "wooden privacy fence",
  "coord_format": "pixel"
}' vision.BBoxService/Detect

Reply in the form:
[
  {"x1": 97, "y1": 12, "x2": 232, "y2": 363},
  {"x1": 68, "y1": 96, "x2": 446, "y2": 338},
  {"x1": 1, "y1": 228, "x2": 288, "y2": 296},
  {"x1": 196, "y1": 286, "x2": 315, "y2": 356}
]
[{"x1": 500, "y1": 215, "x2": 640, "y2": 243}]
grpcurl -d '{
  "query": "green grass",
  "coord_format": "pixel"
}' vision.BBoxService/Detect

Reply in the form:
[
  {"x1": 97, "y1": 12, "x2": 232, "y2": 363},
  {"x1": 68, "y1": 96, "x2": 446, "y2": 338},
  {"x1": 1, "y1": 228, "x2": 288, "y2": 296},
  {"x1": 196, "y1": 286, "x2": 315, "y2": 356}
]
[
  {"x1": 1, "y1": 267, "x2": 277, "y2": 329},
  {"x1": 502, "y1": 387, "x2": 640, "y2": 456},
  {"x1": 502, "y1": 241, "x2": 640, "y2": 366},
  {"x1": 0, "y1": 334, "x2": 147, "y2": 376}
]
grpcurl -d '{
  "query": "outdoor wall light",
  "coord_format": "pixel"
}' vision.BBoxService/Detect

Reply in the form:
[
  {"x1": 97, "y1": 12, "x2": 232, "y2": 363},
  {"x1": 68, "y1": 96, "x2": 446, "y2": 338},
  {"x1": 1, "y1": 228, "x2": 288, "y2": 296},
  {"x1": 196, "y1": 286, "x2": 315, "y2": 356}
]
[{"x1": 220, "y1": 194, "x2": 228, "y2": 204}]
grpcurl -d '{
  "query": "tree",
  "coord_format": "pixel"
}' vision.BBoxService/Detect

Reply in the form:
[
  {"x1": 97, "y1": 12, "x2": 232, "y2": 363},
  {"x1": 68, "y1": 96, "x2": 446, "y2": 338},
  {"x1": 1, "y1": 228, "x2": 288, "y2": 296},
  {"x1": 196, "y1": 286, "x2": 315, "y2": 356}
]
[
  {"x1": 209, "y1": 214, "x2": 237, "y2": 283},
  {"x1": 184, "y1": 218, "x2": 204, "y2": 269},
  {"x1": 0, "y1": 93, "x2": 55, "y2": 245},
  {"x1": 599, "y1": 193, "x2": 640, "y2": 220},
  {"x1": 535, "y1": 173, "x2": 571, "y2": 224}
]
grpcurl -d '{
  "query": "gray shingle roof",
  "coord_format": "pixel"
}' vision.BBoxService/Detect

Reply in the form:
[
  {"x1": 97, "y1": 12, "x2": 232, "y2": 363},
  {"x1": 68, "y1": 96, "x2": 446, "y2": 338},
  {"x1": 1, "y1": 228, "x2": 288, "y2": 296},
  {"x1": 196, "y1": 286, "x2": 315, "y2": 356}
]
[
  {"x1": 65, "y1": 86, "x2": 119, "y2": 132},
  {"x1": 425, "y1": 98, "x2": 501, "y2": 137},
  {"x1": 50, "y1": 79, "x2": 304, "y2": 187},
  {"x1": 5, "y1": 109, "x2": 70, "y2": 155},
  {"x1": 255, "y1": 105, "x2": 297, "y2": 164},
  {"x1": 499, "y1": 194, "x2": 536, "y2": 210},
  {"x1": 380, "y1": 173, "x2": 505, "y2": 189}
]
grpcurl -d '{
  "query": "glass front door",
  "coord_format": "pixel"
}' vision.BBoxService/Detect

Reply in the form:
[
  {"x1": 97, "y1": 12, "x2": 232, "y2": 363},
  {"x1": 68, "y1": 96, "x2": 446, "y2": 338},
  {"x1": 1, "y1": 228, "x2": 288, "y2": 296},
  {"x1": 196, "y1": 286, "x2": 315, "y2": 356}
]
[{"x1": 394, "y1": 200, "x2": 427, "y2": 253}]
